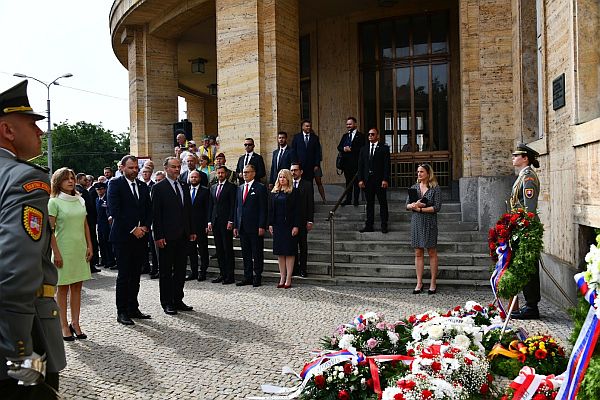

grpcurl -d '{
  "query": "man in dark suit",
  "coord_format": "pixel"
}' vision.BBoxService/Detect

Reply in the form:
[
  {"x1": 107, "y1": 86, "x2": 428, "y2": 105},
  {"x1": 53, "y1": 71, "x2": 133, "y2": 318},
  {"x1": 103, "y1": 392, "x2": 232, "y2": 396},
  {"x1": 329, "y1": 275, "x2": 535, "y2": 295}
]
[
  {"x1": 208, "y1": 166, "x2": 237, "y2": 284},
  {"x1": 236, "y1": 137, "x2": 266, "y2": 185},
  {"x1": 95, "y1": 182, "x2": 115, "y2": 269},
  {"x1": 186, "y1": 170, "x2": 210, "y2": 281},
  {"x1": 179, "y1": 153, "x2": 208, "y2": 187},
  {"x1": 76, "y1": 173, "x2": 100, "y2": 273},
  {"x1": 291, "y1": 120, "x2": 321, "y2": 182},
  {"x1": 141, "y1": 166, "x2": 159, "y2": 277},
  {"x1": 107, "y1": 155, "x2": 153, "y2": 326},
  {"x1": 291, "y1": 162, "x2": 314, "y2": 277},
  {"x1": 269, "y1": 131, "x2": 297, "y2": 189},
  {"x1": 234, "y1": 164, "x2": 268, "y2": 287},
  {"x1": 152, "y1": 157, "x2": 196, "y2": 315},
  {"x1": 358, "y1": 128, "x2": 391, "y2": 233},
  {"x1": 337, "y1": 116, "x2": 366, "y2": 206}
]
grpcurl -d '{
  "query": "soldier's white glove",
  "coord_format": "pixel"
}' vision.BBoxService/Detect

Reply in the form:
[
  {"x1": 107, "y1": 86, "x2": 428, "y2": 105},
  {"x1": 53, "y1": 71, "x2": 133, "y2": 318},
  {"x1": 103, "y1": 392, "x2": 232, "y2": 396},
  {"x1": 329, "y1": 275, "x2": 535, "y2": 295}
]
[{"x1": 6, "y1": 352, "x2": 46, "y2": 386}]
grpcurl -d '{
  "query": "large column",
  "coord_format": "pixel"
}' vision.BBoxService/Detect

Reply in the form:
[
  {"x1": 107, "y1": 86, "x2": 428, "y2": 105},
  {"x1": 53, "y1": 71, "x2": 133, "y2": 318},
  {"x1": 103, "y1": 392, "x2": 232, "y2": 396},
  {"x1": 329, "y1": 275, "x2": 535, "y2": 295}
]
[
  {"x1": 126, "y1": 27, "x2": 147, "y2": 156},
  {"x1": 215, "y1": 0, "x2": 299, "y2": 165}
]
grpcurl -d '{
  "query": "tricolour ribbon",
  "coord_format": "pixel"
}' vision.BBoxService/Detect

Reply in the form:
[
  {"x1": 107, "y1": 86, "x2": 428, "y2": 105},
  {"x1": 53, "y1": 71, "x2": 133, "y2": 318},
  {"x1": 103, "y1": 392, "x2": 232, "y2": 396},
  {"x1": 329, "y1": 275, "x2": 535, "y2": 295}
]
[
  {"x1": 555, "y1": 272, "x2": 600, "y2": 400},
  {"x1": 490, "y1": 242, "x2": 511, "y2": 316},
  {"x1": 508, "y1": 366, "x2": 562, "y2": 400},
  {"x1": 366, "y1": 355, "x2": 414, "y2": 395}
]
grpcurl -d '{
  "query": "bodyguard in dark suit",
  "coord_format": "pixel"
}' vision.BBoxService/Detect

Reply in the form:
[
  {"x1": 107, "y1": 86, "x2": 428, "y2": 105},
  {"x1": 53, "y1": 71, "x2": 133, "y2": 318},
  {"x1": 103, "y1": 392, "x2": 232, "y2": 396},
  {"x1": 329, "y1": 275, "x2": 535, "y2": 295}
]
[
  {"x1": 291, "y1": 163, "x2": 314, "y2": 277},
  {"x1": 337, "y1": 116, "x2": 365, "y2": 206},
  {"x1": 107, "y1": 155, "x2": 153, "y2": 326},
  {"x1": 186, "y1": 170, "x2": 210, "y2": 281},
  {"x1": 234, "y1": 164, "x2": 268, "y2": 287},
  {"x1": 269, "y1": 131, "x2": 297, "y2": 189},
  {"x1": 236, "y1": 138, "x2": 266, "y2": 185},
  {"x1": 152, "y1": 157, "x2": 196, "y2": 315},
  {"x1": 95, "y1": 183, "x2": 115, "y2": 269},
  {"x1": 358, "y1": 128, "x2": 391, "y2": 233},
  {"x1": 208, "y1": 166, "x2": 237, "y2": 284},
  {"x1": 76, "y1": 173, "x2": 100, "y2": 272},
  {"x1": 291, "y1": 120, "x2": 321, "y2": 182}
]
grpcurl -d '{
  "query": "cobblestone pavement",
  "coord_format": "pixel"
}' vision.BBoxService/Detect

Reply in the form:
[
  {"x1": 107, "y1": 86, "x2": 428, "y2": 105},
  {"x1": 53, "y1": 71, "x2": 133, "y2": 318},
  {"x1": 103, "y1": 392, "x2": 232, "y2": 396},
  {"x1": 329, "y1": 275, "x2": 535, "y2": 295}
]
[{"x1": 59, "y1": 270, "x2": 573, "y2": 399}]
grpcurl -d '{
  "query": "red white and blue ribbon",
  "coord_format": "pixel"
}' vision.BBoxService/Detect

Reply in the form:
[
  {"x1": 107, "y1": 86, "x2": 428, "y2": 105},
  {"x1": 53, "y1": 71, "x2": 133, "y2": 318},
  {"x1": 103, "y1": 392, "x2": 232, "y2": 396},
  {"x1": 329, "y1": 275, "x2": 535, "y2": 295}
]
[
  {"x1": 508, "y1": 366, "x2": 562, "y2": 400},
  {"x1": 555, "y1": 272, "x2": 600, "y2": 400},
  {"x1": 490, "y1": 242, "x2": 511, "y2": 316}
]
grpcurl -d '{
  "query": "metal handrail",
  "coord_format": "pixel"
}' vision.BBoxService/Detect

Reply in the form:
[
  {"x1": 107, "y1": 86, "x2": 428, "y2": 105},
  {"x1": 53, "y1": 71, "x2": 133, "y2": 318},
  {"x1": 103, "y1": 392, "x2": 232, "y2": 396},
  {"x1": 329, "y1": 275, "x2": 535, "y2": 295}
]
[{"x1": 326, "y1": 174, "x2": 358, "y2": 278}]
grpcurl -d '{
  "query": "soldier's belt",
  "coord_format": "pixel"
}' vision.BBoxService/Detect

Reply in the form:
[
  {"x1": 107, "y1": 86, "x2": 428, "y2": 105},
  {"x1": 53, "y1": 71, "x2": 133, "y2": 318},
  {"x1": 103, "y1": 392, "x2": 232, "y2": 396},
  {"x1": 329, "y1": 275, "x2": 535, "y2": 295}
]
[{"x1": 35, "y1": 285, "x2": 56, "y2": 298}]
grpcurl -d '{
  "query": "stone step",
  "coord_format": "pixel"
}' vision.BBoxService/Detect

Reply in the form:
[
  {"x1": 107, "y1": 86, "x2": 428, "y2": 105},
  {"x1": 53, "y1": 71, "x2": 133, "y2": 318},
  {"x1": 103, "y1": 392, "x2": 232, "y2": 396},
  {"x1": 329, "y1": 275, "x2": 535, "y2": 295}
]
[
  {"x1": 314, "y1": 201, "x2": 462, "y2": 214},
  {"x1": 309, "y1": 221, "x2": 480, "y2": 232},
  {"x1": 312, "y1": 212, "x2": 464, "y2": 223},
  {"x1": 329, "y1": 263, "x2": 491, "y2": 280}
]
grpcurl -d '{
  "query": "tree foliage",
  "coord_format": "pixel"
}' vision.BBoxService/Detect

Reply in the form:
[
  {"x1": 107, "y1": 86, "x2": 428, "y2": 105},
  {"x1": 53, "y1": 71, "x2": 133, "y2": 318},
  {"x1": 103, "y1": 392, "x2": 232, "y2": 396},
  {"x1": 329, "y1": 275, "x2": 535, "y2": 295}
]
[{"x1": 35, "y1": 121, "x2": 129, "y2": 176}]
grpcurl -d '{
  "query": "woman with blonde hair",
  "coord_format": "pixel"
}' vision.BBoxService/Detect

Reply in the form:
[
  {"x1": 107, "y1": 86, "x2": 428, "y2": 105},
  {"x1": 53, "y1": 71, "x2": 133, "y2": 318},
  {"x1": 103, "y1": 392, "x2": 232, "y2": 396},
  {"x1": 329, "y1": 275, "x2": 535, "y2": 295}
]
[
  {"x1": 268, "y1": 169, "x2": 300, "y2": 288},
  {"x1": 405, "y1": 163, "x2": 442, "y2": 295},
  {"x1": 49, "y1": 167, "x2": 93, "y2": 340}
]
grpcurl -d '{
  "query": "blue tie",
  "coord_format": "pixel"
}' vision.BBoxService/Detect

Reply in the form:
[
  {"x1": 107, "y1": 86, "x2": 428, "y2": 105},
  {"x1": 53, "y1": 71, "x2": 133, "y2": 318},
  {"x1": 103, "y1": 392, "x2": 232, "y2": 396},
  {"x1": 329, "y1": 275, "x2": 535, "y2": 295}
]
[{"x1": 191, "y1": 187, "x2": 196, "y2": 203}]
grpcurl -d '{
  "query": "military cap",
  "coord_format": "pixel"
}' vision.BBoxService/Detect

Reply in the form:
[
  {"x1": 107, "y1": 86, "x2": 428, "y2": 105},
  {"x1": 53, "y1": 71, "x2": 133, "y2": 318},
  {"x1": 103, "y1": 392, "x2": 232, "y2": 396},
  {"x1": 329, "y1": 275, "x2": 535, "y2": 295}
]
[
  {"x1": 216, "y1": 152, "x2": 225, "y2": 159},
  {"x1": 203, "y1": 136, "x2": 211, "y2": 141},
  {"x1": 188, "y1": 140, "x2": 197, "y2": 146},
  {"x1": 512, "y1": 142, "x2": 539, "y2": 157},
  {"x1": 0, "y1": 81, "x2": 45, "y2": 120},
  {"x1": 94, "y1": 182, "x2": 107, "y2": 189}
]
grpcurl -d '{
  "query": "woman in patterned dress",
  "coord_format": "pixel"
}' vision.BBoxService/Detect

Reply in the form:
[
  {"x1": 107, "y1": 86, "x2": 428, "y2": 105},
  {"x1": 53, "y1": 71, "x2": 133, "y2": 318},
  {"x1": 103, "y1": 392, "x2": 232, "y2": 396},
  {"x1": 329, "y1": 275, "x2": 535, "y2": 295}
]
[
  {"x1": 49, "y1": 168, "x2": 93, "y2": 340},
  {"x1": 405, "y1": 164, "x2": 442, "y2": 294}
]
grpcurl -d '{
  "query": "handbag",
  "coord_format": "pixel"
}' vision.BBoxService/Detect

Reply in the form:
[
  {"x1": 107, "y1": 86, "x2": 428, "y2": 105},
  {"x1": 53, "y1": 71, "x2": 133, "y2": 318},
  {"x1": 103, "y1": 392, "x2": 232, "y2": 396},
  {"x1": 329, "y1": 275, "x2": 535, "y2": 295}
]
[{"x1": 336, "y1": 152, "x2": 344, "y2": 171}]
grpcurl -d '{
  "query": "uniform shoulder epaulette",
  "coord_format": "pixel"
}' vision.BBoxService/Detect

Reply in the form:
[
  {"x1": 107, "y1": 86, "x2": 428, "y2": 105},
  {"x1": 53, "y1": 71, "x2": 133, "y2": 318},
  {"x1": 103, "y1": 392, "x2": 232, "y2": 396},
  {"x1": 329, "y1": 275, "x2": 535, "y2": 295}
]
[{"x1": 16, "y1": 158, "x2": 50, "y2": 173}]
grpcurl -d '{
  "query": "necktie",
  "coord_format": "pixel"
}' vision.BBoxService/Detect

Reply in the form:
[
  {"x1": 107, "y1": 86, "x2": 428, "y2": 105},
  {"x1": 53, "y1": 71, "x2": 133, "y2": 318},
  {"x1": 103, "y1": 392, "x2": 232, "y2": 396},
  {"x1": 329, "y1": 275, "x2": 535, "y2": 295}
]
[
  {"x1": 243, "y1": 183, "x2": 249, "y2": 203},
  {"x1": 216, "y1": 183, "x2": 223, "y2": 199},
  {"x1": 304, "y1": 134, "x2": 309, "y2": 146},
  {"x1": 245, "y1": 154, "x2": 250, "y2": 166},
  {"x1": 131, "y1": 182, "x2": 138, "y2": 200},
  {"x1": 191, "y1": 187, "x2": 196, "y2": 203},
  {"x1": 294, "y1": 180, "x2": 298, "y2": 189},
  {"x1": 370, "y1": 144, "x2": 375, "y2": 159},
  {"x1": 173, "y1": 181, "x2": 183, "y2": 205},
  {"x1": 277, "y1": 149, "x2": 283, "y2": 170}
]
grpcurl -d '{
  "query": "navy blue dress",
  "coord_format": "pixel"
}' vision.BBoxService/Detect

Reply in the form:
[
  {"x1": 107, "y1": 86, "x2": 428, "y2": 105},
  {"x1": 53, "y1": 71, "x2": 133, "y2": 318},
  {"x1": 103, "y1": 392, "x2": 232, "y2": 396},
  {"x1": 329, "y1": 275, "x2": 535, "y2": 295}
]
[{"x1": 271, "y1": 191, "x2": 298, "y2": 256}]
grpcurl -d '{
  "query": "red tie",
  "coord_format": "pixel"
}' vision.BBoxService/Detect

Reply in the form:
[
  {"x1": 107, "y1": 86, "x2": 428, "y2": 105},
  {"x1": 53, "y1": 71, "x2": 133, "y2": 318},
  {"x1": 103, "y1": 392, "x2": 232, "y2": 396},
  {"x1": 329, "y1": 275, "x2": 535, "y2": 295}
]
[
  {"x1": 243, "y1": 183, "x2": 249, "y2": 203},
  {"x1": 216, "y1": 183, "x2": 222, "y2": 199}
]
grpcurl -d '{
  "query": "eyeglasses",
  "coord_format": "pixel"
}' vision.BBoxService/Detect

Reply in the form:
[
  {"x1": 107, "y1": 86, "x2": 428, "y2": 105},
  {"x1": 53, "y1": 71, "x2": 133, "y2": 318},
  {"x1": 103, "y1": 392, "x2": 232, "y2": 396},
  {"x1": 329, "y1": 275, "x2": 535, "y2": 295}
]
[{"x1": 244, "y1": 143, "x2": 254, "y2": 147}]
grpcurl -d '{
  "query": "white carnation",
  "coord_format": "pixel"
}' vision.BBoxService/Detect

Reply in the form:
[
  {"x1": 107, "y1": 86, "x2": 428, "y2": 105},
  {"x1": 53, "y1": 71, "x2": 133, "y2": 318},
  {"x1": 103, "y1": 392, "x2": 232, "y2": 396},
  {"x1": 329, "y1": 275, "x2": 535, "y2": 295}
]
[
  {"x1": 427, "y1": 325, "x2": 444, "y2": 340},
  {"x1": 387, "y1": 330, "x2": 399, "y2": 344},
  {"x1": 453, "y1": 334, "x2": 471, "y2": 349},
  {"x1": 338, "y1": 334, "x2": 355, "y2": 350}
]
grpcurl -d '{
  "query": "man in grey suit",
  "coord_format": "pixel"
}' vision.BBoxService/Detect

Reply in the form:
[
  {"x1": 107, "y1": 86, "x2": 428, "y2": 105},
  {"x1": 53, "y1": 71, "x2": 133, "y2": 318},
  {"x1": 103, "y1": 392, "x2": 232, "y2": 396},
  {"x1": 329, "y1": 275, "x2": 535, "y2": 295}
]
[{"x1": 0, "y1": 81, "x2": 66, "y2": 398}]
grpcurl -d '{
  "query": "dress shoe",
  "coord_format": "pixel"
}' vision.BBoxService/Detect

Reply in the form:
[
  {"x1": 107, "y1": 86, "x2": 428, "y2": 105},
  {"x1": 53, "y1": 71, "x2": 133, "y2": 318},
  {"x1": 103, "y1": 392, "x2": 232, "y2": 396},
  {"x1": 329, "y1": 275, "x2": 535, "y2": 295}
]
[
  {"x1": 277, "y1": 283, "x2": 285, "y2": 288},
  {"x1": 284, "y1": 284, "x2": 292, "y2": 289},
  {"x1": 197, "y1": 274, "x2": 207, "y2": 282},
  {"x1": 176, "y1": 302, "x2": 193, "y2": 311},
  {"x1": 236, "y1": 280, "x2": 252, "y2": 287},
  {"x1": 185, "y1": 274, "x2": 198, "y2": 281},
  {"x1": 69, "y1": 323, "x2": 87, "y2": 340},
  {"x1": 381, "y1": 226, "x2": 389, "y2": 234},
  {"x1": 117, "y1": 313, "x2": 135, "y2": 325},
  {"x1": 149, "y1": 273, "x2": 159, "y2": 279},
  {"x1": 359, "y1": 226, "x2": 374, "y2": 233},
  {"x1": 353, "y1": 201, "x2": 359, "y2": 207},
  {"x1": 212, "y1": 276, "x2": 224, "y2": 283},
  {"x1": 428, "y1": 288, "x2": 437, "y2": 295},
  {"x1": 511, "y1": 306, "x2": 540, "y2": 320},
  {"x1": 129, "y1": 310, "x2": 152, "y2": 319},
  {"x1": 253, "y1": 280, "x2": 262, "y2": 287},
  {"x1": 412, "y1": 285, "x2": 423, "y2": 295},
  {"x1": 63, "y1": 335, "x2": 75, "y2": 342},
  {"x1": 222, "y1": 279, "x2": 235, "y2": 285},
  {"x1": 300, "y1": 270, "x2": 307, "y2": 278},
  {"x1": 163, "y1": 306, "x2": 178, "y2": 315},
  {"x1": 90, "y1": 266, "x2": 101, "y2": 273}
]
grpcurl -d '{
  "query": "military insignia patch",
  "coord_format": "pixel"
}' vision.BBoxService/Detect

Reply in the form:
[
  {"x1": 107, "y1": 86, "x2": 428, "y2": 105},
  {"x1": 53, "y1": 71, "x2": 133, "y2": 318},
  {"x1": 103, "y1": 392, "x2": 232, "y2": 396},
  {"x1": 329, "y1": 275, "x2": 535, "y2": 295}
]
[
  {"x1": 22, "y1": 180, "x2": 50, "y2": 194},
  {"x1": 22, "y1": 205, "x2": 43, "y2": 241},
  {"x1": 525, "y1": 188, "x2": 534, "y2": 199}
]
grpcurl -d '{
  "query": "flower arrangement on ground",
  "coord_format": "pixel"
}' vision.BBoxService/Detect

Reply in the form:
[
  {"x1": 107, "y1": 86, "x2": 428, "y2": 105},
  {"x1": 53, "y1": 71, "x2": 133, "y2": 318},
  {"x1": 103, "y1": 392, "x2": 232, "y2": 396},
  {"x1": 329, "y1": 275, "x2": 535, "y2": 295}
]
[{"x1": 488, "y1": 208, "x2": 544, "y2": 299}]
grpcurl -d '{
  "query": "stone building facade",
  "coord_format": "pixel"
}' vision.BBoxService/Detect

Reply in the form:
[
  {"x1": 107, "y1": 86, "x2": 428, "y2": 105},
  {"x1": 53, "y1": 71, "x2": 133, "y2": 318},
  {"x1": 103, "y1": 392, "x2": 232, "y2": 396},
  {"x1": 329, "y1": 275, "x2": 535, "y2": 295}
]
[{"x1": 109, "y1": 0, "x2": 599, "y2": 305}]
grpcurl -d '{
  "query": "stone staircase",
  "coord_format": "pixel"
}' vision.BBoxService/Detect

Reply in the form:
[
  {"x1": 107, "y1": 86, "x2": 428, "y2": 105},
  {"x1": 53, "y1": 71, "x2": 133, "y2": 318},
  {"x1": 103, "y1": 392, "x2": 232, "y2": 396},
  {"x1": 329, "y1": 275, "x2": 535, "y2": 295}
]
[{"x1": 205, "y1": 194, "x2": 492, "y2": 288}]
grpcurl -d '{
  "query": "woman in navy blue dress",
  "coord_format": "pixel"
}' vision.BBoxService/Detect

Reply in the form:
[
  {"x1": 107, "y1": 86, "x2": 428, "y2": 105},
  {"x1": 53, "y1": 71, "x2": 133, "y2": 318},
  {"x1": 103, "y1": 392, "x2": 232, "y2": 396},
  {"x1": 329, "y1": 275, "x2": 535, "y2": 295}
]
[{"x1": 269, "y1": 169, "x2": 300, "y2": 288}]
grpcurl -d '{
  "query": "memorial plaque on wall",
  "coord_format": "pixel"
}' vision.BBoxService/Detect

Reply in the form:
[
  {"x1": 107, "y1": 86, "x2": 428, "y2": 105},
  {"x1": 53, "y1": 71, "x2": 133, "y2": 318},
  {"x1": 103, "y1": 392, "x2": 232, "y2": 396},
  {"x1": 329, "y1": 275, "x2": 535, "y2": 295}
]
[{"x1": 552, "y1": 73, "x2": 565, "y2": 110}]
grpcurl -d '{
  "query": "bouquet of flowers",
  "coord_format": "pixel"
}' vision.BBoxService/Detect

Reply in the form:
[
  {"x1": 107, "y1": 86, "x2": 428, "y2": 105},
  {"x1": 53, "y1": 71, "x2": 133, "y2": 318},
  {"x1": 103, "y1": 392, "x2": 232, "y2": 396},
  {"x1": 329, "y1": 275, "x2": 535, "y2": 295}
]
[
  {"x1": 488, "y1": 208, "x2": 544, "y2": 299},
  {"x1": 299, "y1": 360, "x2": 376, "y2": 400},
  {"x1": 440, "y1": 302, "x2": 505, "y2": 326},
  {"x1": 382, "y1": 373, "x2": 467, "y2": 400},
  {"x1": 408, "y1": 316, "x2": 486, "y2": 356},
  {"x1": 322, "y1": 312, "x2": 412, "y2": 356}
]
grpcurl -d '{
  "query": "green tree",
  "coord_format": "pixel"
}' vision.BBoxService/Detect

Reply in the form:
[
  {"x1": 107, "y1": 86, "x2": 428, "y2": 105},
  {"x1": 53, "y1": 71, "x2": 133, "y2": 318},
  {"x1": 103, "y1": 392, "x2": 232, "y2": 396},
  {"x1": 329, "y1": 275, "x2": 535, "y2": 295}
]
[{"x1": 35, "y1": 121, "x2": 129, "y2": 176}]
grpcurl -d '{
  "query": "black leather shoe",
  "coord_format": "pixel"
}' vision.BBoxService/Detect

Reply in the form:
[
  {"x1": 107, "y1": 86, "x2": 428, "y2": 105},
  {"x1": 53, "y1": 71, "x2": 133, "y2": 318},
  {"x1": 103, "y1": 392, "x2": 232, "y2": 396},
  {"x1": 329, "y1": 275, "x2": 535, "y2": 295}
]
[
  {"x1": 197, "y1": 274, "x2": 207, "y2": 282},
  {"x1": 163, "y1": 306, "x2": 178, "y2": 315},
  {"x1": 149, "y1": 273, "x2": 159, "y2": 279},
  {"x1": 253, "y1": 279, "x2": 262, "y2": 287},
  {"x1": 109, "y1": 264, "x2": 118, "y2": 270},
  {"x1": 176, "y1": 302, "x2": 193, "y2": 311},
  {"x1": 185, "y1": 274, "x2": 198, "y2": 281},
  {"x1": 212, "y1": 276, "x2": 224, "y2": 283},
  {"x1": 236, "y1": 280, "x2": 252, "y2": 287},
  {"x1": 511, "y1": 306, "x2": 540, "y2": 320},
  {"x1": 222, "y1": 279, "x2": 235, "y2": 285},
  {"x1": 300, "y1": 270, "x2": 307, "y2": 278},
  {"x1": 129, "y1": 310, "x2": 152, "y2": 319},
  {"x1": 381, "y1": 226, "x2": 389, "y2": 234},
  {"x1": 69, "y1": 323, "x2": 87, "y2": 339},
  {"x1": 353, "y1": 201, "x2": 359, "y2": 207},
  {"x1": 63, "y1": 335, "x2": 75, "y2": 342},
  {"x1": 90, "y1": 266, "x2": 101, "y2": 273},
  {"x1": 117, "y1": 313, "x2": 135, "y2": 325},
  {"x1": 359, "y1": 226, "x2": 374, "y2": 233}
]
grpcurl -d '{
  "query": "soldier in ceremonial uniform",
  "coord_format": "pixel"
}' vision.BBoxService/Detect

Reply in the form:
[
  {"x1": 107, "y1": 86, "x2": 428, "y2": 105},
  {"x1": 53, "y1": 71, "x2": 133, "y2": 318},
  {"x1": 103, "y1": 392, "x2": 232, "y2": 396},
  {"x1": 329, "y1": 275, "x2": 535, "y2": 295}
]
[
  {"x1": 0, "y1": 81, "x2": 66, "y2": 398},
  {"x1": 508, "y1": 142, "x2": 541, "y2": 320}
]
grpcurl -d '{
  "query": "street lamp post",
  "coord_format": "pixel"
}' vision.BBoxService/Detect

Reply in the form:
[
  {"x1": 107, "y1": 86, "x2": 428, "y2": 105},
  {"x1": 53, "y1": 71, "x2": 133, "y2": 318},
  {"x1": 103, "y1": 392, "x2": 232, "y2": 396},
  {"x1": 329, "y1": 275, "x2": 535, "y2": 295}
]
[{"x1": 13, "y1": 72, "x2": 73, "y2": 173}]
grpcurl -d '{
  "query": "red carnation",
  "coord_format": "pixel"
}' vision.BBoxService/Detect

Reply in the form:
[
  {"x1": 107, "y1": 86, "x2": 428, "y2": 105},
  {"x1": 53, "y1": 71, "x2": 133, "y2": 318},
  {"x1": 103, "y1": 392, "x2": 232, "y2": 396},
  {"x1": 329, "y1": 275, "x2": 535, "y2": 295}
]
[
  {"x1": 407, "y1": 349, "x2": 415, "y2": 356},
  {"x1": 454, "y1": 306, "x2": 461, "y2": 311},
  {"x1": 421, "y1": 389, "x2": 433, "y2": 399},
  {"x1": 337, "y1": 390, "x2": 350, "y2": 400},
  {"x1": 535, "y1": 349, "x2": 548, "y2": 359},
  {"x1": 408, "y1": 315, "x2": 417, "y2": 324},
  {"x1": 473, "y1": 304, "x2": 483, "y2": 312},
  {"x1": 394, "y1": 394, "x2": 406, "y2": 400},
  {"x1": 518, "y1": 353, "x2": 527, "y2": 363},
  {"x1": 523, "y1": 219, "x2": 530, "y2": 227},
  {"x1": 343, "y1": 363, "x2": 353, "y2": 375},
  {"x1": 431, "y1": 361, "x2": 442, "y2": 372},
  {"x1": 366, "y1": 378, "x2": 374, "y2": 389},
  {"x1": 532, "y1": 394, "x2": 547, "y2": 400},
  {"x1": 443, "y1": 352, "x2": 454, "y2": 359},
  {"x1": 314, "y1": 375, "x2": 326, "y2": 389},
  {"x1": 419, "y1": 314, "x2": 429, "y2": 322},
  {"x1": 480, "y1": 383, "x2": 489, "y2": 394},
  {"x1": 528, "y1": 212, "x2": 535, "y2": 218}
]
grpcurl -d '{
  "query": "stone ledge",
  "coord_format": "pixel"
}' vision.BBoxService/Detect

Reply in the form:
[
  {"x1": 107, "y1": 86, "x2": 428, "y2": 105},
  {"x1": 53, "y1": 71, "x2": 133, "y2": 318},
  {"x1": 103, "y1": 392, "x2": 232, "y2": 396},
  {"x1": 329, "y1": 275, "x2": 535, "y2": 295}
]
[{"x1": 573, "y1": 117, "x2": 600, "y2": 147}]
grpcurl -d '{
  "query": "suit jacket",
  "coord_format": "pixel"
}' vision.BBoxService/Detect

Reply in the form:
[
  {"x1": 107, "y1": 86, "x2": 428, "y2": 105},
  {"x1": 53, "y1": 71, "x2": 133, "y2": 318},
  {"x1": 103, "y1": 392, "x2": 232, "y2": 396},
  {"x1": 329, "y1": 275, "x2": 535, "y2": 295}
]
[
  {"x1": 337, "y1": 130, "x2": 365, "y2": 172},
  {"x1": 76, "y1": 183, "x2": 97, "y2": 224},
  {"x1": 151, "y1": 178, "x2": 194, "y2": 241},
  {"x1": 269, "y1": 147, "x2": 297, "y2": 185},
  {"x1": 358, "y1": 142, "x2": 391, "y2": 185},
  {"x1": 294, "y1": 178, "x2": 315, "y2": 225},
  {"x1": 291, "y1": 132, "x2": 321, "y2": 180},
  {"x1": 107, "y1": 176, "x2": 152, "y2": 243},
  {"x1": 234, "y1": 181, "x2": 268, "y2": 233},
  {"x1": 189, "y1": 185, "x2": 210, "y2": 233},
  {"x1": 179, "y1": 169, "x2": 208, "y2": 188},
  {"x1": 96, "y1": 196, "x2": 110, "y2": 234},
  {"x1": 208, "y1": 181, "x2": 236, "y2": 226},
  {"x1": 236, "y1": 153, "x2": 266, "y2": 184},
  {"x1": 268, "y1": 190, "x2": 301, "y2": 228}
]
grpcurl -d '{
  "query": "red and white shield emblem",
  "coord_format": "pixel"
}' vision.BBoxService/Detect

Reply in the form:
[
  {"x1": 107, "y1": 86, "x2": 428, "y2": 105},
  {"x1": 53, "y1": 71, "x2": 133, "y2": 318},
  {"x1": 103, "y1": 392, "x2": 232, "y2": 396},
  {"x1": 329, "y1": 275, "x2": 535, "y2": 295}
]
[
  {"x1": 22, "y1": 205, "x2": 43, "y2": 241},
  {"x1": 525, "y1": 188, "x2": 534, "y2": 199}
]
